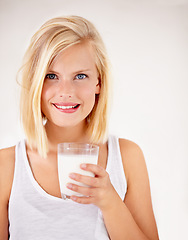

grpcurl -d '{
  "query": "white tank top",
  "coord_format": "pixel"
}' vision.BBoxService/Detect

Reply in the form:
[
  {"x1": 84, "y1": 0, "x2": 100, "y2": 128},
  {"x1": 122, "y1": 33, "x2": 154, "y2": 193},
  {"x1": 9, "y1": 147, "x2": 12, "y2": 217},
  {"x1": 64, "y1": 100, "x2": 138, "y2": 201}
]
[{"x1": 8, "y1": 135, "x2": 127, "y2": 240}]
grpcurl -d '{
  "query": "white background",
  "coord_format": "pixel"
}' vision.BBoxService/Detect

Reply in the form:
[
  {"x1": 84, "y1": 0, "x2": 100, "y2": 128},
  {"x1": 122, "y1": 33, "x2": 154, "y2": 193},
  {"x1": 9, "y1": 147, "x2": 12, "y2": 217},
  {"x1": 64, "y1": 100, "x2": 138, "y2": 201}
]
[{"x1": 0, "y1": 0, "x2": 188, "y2": 239}]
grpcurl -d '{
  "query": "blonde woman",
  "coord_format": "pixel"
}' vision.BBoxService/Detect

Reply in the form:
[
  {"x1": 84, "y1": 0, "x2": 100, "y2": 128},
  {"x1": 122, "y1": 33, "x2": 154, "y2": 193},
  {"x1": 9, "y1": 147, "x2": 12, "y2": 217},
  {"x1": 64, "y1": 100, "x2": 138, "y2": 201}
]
[{"x1": 0, "y1": 16, "x2": 159, "y2": 240}]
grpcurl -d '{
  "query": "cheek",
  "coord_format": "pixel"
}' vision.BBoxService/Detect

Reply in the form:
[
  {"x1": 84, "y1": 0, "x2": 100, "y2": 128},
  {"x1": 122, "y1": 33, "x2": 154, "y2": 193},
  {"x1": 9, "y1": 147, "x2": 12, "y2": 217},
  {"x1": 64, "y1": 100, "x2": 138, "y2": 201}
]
[
  {"x1": 80, "y1": 86, "x2": 97, "y2": 104},
  {"x1": 41, "y1": 84, "x2": 53, "y2": 113},
  {"x1": 41, "y1": 83, "x2": 53, "y2": 103},
  {"x1": 80, "y1": 82, "x2": 97, "y2": 97}
]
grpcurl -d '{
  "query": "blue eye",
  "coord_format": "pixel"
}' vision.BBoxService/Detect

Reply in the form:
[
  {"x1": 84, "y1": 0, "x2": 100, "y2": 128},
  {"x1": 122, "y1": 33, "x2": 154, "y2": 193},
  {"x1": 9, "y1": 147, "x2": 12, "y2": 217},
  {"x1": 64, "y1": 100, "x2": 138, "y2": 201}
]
[
  {"x1": 75, "y1": 74, "x2": 87, "y2": 80},
  {"x1": 45, "y1": 74, "x2": 57, "y2": 79}
]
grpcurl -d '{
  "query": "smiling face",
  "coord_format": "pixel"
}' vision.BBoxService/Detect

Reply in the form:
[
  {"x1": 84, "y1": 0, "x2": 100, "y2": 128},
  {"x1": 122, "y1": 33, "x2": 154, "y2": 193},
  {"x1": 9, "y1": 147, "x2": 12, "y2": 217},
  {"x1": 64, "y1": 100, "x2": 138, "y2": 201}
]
[{"x1": 41, "y1": 42, "x2": 100, "y2": 129}]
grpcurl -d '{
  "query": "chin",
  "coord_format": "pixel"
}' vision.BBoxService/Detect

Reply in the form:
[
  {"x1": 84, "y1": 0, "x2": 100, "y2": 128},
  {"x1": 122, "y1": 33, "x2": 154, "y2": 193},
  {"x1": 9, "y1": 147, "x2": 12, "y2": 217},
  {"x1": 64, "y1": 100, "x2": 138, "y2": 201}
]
[{"x1": 52, "y1": 119, "x2": 87, "y2": 129}]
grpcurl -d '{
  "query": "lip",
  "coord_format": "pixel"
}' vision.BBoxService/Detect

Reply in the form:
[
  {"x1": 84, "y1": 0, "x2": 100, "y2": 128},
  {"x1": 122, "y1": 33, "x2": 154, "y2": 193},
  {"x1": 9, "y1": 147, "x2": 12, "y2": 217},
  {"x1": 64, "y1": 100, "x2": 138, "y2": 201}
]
[
  {"x1": 52, "y1": 102, "x2": 80, "y2": 113},
  {"x1": 53, "y1": 102, "x2": 79, "y2": 106}
]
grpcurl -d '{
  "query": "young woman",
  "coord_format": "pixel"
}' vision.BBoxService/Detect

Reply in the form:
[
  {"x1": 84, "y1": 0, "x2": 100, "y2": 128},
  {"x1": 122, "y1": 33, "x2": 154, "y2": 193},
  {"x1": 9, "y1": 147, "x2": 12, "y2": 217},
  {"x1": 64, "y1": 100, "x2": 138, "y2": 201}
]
[{"x1": 0, "y1": 16, "x2": 159, "y2": 240}]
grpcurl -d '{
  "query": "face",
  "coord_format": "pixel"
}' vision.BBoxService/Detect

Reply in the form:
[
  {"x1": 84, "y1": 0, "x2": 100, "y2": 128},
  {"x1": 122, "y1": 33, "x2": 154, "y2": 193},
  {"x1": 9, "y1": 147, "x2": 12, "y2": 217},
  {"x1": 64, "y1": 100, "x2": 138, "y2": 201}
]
[{"x1": 41, "y1": 42, "x2": 100, "y2": 128}]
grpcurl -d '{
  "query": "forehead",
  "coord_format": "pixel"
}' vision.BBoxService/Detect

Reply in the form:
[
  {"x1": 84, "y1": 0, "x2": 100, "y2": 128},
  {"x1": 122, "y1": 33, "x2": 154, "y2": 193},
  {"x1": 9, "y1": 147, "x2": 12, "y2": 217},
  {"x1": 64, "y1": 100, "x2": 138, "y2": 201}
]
[{"x1": 49, "y1": 42, "x2": 97, "y2": 72}]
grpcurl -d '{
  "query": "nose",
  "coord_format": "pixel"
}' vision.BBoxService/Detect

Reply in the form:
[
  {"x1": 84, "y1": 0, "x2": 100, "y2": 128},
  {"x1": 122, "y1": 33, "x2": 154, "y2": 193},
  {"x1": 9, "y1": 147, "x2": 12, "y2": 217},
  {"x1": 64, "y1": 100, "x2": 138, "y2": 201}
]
[{"x1": 57, "y1": 80, "x2": 74, "y2": 98}]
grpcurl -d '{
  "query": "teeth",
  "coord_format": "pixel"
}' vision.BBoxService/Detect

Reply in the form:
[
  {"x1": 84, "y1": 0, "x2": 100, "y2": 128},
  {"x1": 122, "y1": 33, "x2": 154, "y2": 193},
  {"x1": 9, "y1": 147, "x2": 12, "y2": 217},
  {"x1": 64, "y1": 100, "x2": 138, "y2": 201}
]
[{"x1": 55, "y1": 105, "x2": 77, "y2": 109}]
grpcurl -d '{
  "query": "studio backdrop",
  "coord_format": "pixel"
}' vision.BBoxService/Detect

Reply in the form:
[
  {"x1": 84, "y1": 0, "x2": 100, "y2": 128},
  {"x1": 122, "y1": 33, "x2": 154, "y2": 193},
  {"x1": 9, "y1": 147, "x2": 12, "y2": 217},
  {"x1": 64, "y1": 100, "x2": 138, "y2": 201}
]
[{"x1": 0, "y1": 0, "x2": 188, "y2": 239}]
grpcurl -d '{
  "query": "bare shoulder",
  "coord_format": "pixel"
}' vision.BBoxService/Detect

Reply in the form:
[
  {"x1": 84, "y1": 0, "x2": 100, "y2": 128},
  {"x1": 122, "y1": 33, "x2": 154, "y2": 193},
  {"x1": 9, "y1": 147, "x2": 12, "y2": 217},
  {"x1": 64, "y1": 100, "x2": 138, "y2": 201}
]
[
  {"x1": 119, "y1": 138, "x2": 143, "y2": 155},
  {"x1": 118, "y1": 139, "x2": 159, "y2": 239},
  {"x1": 0, "y1": 146, "x2": 15, "y2": 240},
  {"x1": 118, "y1": 138, "x2": 146, "y2": 183},
  {"x1": 0, "y1": 146, "x2": 16, "y2": 201},
  {"x1": 0, "y1": 146, "x2": 15, "y2": 167}
]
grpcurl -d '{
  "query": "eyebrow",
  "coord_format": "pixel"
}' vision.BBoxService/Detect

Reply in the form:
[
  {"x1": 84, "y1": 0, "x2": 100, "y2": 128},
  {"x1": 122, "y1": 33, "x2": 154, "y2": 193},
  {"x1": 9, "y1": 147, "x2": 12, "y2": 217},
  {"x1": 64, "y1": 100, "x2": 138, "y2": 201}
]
[
  {"x1": 73, "y1": 69, "x2": 91, "y2": 74},
  {"x1": 47, "y1": 69, "x2": 92, "y2": 75}
]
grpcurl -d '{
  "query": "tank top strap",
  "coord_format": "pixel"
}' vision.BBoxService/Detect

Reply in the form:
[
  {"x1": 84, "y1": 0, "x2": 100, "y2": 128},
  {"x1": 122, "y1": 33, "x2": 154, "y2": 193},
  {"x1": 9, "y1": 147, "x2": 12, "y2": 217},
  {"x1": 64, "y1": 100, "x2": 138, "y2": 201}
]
[
  {"x1": 106, "y1": 135, "x2": 127, "y2": 200},
  {"x1": 13, "y1": 139, "x2": 31, "y2": 182},
  {"x1": 9, "y1": 140, "x2": 25, "y2": 199}
]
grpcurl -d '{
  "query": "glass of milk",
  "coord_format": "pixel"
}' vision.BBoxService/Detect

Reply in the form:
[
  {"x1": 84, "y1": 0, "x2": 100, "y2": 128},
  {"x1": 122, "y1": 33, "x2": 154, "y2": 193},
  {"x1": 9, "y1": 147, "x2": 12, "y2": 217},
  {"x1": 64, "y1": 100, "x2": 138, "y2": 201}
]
[{"x1": 57, "y1": 142, "x2": 99, "y2": 199}]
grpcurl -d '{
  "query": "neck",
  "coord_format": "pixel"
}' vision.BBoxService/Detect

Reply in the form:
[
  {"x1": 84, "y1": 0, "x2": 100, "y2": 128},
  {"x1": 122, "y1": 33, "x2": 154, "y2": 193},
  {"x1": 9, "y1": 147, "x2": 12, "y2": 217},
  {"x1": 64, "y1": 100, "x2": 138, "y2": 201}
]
[{"x1": 45, "y1": 120, "x2": 90, "y2": 152}]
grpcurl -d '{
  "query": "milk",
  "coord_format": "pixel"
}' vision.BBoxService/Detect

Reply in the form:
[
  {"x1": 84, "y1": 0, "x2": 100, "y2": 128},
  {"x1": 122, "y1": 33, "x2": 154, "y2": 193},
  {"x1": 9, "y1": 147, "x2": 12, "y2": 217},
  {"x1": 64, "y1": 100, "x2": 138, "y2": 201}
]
[{"x1": 58, "y1": 154, "x2": 98, "y2": 197}]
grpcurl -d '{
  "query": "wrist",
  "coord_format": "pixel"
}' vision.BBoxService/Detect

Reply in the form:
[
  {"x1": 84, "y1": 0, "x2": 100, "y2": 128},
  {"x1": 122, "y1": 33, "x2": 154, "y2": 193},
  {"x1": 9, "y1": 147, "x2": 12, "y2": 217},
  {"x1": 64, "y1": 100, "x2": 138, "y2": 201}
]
[{"x1": 100, "y1": 189, "x2": 123, "y2": 213}]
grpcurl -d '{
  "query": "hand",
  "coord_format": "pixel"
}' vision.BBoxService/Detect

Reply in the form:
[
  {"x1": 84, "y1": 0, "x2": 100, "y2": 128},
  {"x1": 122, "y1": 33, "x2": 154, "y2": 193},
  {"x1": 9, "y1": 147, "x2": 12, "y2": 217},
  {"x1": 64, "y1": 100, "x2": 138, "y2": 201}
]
[{"x1": 66, "y1": 164, "x2": 119, "y2": 211}]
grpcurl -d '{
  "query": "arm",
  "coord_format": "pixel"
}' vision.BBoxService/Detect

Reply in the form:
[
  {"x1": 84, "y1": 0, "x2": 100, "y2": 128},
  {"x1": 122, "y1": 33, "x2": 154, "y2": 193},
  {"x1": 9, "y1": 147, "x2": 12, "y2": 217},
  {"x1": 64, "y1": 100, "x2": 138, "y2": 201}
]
[
  {"x1": 0, "y1": 147, "x2": 15, "y2": 240},
  {"x1": 101, "y1": 139, "x2": 159, "y2": 240}
]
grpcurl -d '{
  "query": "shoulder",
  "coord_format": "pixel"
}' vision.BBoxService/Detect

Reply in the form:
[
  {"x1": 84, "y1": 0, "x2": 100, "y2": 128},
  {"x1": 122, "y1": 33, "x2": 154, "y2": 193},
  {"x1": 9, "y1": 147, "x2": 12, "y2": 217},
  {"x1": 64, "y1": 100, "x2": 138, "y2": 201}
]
[
  {"x1": 0, "y1": 146, "x2": 16, "y2": 202},
  {"x1": 0, "y1": 146, "x2": 16, "y2": 168},
  {"x1": 118, "y1": 138, "x2": 159, "y2": 239},
  {"x1": 0, "y1": 145, "x2": 15, "y2": 158},
  {"x1": 118, "y1": 138, "x2": 144, "y2": 159},
  {"x1": 118, "y1": 138, "x2": 147, "y2": 184}
]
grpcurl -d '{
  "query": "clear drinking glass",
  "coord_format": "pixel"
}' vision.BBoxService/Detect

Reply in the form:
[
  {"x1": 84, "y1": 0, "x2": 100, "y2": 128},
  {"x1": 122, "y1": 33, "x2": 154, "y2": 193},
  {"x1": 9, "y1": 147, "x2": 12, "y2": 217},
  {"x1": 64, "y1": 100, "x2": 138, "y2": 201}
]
[{"x1": 57, "y1": 142, "x2": 99, "y2": 199}]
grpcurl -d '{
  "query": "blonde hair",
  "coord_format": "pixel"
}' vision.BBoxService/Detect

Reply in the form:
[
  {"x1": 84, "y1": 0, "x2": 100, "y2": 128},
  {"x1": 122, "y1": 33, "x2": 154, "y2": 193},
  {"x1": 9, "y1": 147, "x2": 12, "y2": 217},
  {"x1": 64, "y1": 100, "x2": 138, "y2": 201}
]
[{"x1": 19, "y1": 16, "x2": 112, "y2": 158}]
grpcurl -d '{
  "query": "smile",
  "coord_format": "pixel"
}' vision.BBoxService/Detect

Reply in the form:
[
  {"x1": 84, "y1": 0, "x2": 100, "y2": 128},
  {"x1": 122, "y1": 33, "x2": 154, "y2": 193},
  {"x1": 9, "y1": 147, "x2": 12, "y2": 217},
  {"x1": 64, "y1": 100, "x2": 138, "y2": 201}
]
[
  {"x1": 54, "y1": 104, "x2": 79, "y2": 109},
  {"x1": 52, "y1": 103, "x2": 80, "y2": 113}
]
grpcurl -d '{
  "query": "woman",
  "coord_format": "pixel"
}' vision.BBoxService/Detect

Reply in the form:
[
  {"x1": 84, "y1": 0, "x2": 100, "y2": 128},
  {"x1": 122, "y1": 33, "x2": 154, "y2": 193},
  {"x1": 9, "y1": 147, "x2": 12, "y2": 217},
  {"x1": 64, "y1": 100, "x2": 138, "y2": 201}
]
[{"x1": 0, "y1": 16, "x2": 159, "y2": 239}]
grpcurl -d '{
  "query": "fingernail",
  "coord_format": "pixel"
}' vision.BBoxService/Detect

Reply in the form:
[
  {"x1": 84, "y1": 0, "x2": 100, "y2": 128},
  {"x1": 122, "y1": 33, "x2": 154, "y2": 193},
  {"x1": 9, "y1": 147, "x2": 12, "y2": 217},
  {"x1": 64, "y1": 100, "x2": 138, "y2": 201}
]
[
  {"x1": 81, "y1": 163, "x2": 87, "y2": 169},
  {"x1": 66, "y1": 183, "x2": 72, "y2": 189},
  {"x1": 71, "y1": 196, "x2": 77, "y2": 201},
  {"x1": 69, "y1": 173, "x2": 76, "y2": 179}
]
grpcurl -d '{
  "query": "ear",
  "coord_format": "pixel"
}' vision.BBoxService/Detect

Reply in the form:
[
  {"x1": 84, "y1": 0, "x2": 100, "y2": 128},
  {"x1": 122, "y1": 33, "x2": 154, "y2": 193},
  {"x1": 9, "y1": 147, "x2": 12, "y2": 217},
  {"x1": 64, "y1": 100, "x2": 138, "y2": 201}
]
[{"x1": 95, "y1": 78, "x2": 101, "y2": 94}]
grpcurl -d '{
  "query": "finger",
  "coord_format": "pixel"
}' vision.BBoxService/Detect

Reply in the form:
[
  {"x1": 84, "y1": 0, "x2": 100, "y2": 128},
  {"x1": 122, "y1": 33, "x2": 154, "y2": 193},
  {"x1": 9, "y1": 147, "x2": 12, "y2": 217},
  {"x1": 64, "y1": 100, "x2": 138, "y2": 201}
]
[
  {"x1": 70, "y1": 195, "x2": 94, "y2": 204},
  {"x1": 69, "y1": 173, "x2": 100, "y2": 187},
  {"x1": 66, "y1": 183, "x2": 96, "y2": 197},
  {"x1": 80, "y1": 163, "x2": 106, "y2": 177}
]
